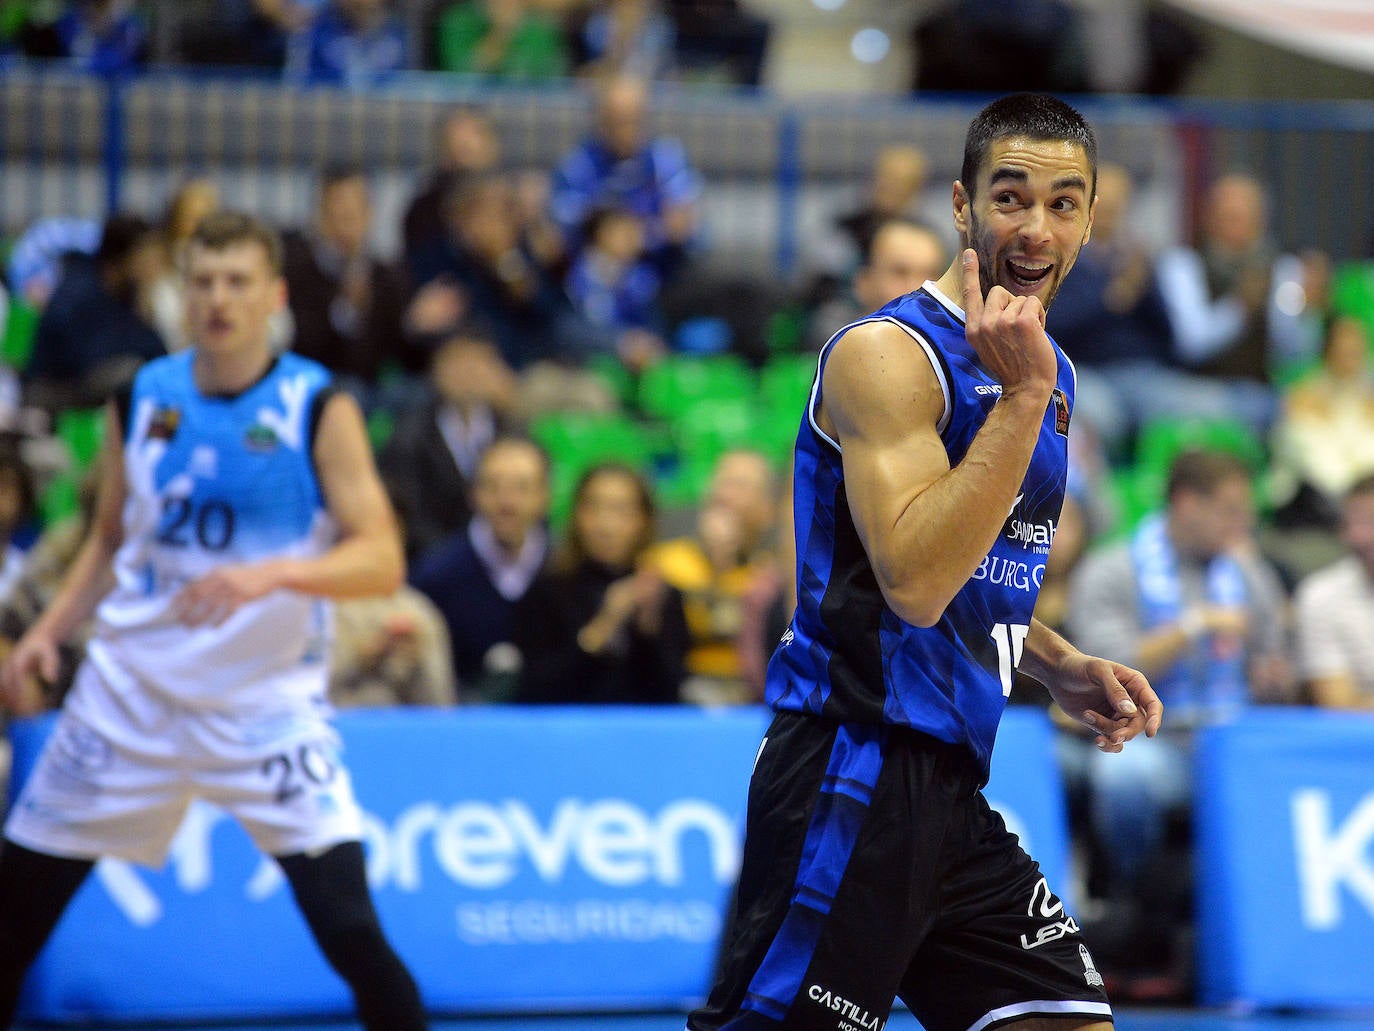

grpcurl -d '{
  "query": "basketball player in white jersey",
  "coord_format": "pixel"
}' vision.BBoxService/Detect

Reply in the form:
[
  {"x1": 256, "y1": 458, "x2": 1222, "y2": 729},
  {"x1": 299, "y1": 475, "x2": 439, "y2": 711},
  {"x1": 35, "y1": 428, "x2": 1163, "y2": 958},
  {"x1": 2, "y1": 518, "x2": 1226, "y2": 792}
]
[{"x1": 0, "y1": 212, "x2": 427, "y2": 1029}]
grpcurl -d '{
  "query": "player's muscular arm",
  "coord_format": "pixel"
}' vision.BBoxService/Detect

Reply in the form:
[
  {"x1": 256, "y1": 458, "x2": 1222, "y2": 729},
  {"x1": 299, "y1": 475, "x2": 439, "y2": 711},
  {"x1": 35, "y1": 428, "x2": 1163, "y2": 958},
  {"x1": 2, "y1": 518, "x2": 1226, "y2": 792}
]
[
  {"x1": 823, "y1": 252, "x2": 1056, "y2": 627},
  {"x1": 1, "y1": 405, "x2": 125, "y2": 710}
]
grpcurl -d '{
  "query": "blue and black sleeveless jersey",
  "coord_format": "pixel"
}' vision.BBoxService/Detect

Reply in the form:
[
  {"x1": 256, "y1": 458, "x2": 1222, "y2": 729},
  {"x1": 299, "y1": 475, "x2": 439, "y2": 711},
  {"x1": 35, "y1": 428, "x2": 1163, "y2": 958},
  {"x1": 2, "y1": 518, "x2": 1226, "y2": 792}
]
[{"x1": 766, "y1": 283, "x2": 1075, "y2": 780}]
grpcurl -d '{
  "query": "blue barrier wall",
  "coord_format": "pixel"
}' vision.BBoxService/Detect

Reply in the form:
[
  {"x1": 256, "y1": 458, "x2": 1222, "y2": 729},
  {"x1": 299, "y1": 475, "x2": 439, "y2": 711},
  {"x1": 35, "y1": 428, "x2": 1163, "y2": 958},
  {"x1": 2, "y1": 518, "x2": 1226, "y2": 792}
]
[
  {"x1": 8, "y1": 705, "x2": 1070, "y2": 1023},
  {"x1": 1195, "y1": 709, "x2": 1374, "y2": 1009}
]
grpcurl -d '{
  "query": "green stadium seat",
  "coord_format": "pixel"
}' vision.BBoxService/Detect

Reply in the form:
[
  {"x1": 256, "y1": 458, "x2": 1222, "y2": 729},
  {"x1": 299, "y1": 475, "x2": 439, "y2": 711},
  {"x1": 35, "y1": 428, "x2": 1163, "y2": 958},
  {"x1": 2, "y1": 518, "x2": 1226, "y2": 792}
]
[
  {"x1": 637, "y1": 354, "x2": 755, "y2": 422},
  {"x1": 1, "y1": 299, "x2": 39, "y2": 372},
  {"x1": 1127, "y1": 416, "x2": 1270, "y2": 524},
  {"x1": 529, "y1": 413, "x2": 662, "y2": 528}
]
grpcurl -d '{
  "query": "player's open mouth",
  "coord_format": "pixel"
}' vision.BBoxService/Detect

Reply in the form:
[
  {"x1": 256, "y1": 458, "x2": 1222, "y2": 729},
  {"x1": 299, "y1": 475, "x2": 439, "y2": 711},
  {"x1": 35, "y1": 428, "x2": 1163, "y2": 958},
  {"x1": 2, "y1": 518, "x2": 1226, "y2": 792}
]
[{"x1": 1006, "y1": 259, "x2": 1052, "y2": 288}]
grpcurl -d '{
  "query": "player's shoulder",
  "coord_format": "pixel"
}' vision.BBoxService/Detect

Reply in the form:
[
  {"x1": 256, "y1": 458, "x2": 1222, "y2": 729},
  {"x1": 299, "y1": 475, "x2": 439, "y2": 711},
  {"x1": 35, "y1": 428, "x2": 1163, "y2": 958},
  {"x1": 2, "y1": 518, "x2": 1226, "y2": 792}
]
[{"x1": 274, "y1": 349, "x2": 333, "y2": 384}]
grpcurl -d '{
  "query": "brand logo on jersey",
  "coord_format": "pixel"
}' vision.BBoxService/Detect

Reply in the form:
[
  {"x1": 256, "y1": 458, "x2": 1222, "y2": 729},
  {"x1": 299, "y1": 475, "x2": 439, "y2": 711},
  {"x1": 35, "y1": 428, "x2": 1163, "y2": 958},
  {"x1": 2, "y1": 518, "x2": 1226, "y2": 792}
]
[
  {"x1": 244, "y1": 423, "x2": 280, "y2": 453},
  {"x1": 148, "y1": 406, "x2": 180, "y2": 441},
  {"x1": 807, "y1": 984, "x2": 885, "y2": 1029},
  {"x1": 974, "y1": 384, "x2": 1003, "y2": 397},
  {"x1": 1007, "y1": 515, "x2": 1056, "y2": 552},
  {"x1": 779, "y1": 626, "x2": 794, "y2": 647},
  {"x1": 971, "y1": 555, "x2": 1046, "y2": 592},
  {"x1": 1052, "y1": 387, "x2": 1070, "y2": 436},
  {"x1": 1020, "y1": 876, "x2": 1080, "y2": 950},
  {"x1": 1080, "y1": 944, "x2": 1104, "y2": 987}
]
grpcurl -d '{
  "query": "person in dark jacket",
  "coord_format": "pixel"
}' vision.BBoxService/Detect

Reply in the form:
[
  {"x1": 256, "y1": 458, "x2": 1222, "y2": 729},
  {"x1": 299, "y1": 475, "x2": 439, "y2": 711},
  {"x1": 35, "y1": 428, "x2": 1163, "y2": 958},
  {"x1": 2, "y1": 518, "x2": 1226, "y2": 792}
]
[{"x1": 514, "y1": 461, "x2": 687, "y2": 705}]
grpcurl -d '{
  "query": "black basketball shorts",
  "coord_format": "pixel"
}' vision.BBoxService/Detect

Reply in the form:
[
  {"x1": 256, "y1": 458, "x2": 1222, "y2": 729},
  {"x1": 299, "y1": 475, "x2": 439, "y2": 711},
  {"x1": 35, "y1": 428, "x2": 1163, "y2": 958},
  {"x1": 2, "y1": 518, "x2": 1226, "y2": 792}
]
[{"x1": 689, "y1": 711, "x2": 1112, "y2": 1031}]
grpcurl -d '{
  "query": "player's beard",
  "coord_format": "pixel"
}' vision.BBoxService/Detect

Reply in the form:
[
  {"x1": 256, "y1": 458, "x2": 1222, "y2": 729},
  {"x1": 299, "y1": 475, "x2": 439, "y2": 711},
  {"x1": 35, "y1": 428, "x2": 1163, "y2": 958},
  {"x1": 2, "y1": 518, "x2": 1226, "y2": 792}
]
[{"x1": 964, "y1": 210, "x2": 1089, "y2": 312}]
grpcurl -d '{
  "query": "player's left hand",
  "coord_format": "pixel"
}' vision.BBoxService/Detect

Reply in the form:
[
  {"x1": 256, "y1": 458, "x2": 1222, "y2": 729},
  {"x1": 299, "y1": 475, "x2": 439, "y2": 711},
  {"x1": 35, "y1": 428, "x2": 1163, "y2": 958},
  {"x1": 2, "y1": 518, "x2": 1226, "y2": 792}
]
[
  {"x1": 173, "y1": 563, "x2": 282, "y2": 627},
  {"x1": 1046, "y1": 652, "x2": 1162, "y2": 753}
]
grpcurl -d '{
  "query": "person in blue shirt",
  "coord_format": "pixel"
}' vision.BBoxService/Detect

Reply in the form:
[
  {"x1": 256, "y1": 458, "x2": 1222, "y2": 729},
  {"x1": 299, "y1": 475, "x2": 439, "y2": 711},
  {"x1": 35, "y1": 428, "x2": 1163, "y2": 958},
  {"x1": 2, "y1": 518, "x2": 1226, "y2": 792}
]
[
  {"x1": 690, "y1": 93, "x2": 1163, "y2": 1031},
  {"x1": 288, "y1": 0, "x2": 409, "y2": 88},
  {"x1": 548, "y1": 73, "x2": 700, "y2": 282}
]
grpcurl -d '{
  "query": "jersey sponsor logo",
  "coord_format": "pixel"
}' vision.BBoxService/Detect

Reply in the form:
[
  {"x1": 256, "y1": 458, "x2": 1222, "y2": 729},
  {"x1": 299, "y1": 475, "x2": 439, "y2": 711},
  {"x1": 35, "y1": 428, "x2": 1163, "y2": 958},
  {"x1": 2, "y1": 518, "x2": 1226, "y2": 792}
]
[
  {"x1": 148, "y1": 406, "x2": 180, "y2": 442},
  {"x1": 1080, "y1": 943, "x2": 1104, "y2": 987},
  {"x1": 243, "y1": 423, "x2": 280, "y2": 453},
  {"x1": 970, "y1": 555, "x2": 1046, "y2": 592},
  {"x1": 1020, "y1": 876, "x2": 1080, "y2": 950},
  {"x1": 779, "y1": 626, "x2": 794, "y2": 647},
  {"x1": 974, "y1": 384, "x2": 1003, "y2": 396},
  {"x1": 1006, "y1": 514, "x2": 1056, "y2": 552},
  {"x1": 1052, "y1": 387, "x2": 1070, "y2": 436},
  {"x1": 806, "y1": 984, "x2": 885, "y2": 1030}
]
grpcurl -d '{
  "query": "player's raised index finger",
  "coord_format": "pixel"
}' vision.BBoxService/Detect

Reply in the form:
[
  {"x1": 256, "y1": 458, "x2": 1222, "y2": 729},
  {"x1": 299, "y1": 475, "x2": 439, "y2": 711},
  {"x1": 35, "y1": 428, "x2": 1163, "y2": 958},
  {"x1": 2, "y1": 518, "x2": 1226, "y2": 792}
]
[{"x1": 961, "y1": 249, "x2": 983, "y2": 320}]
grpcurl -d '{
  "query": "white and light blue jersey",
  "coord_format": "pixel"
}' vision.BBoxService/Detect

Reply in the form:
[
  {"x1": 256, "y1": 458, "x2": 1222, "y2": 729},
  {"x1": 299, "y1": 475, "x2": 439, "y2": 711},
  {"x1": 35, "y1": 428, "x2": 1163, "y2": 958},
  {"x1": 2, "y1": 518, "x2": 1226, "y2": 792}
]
[
  {"x1": 767, "y1": 282, "x2": 1075, "y2": 780},
  {"x1": 85, "y1": 351, "x2": 337, "y2": 714}
]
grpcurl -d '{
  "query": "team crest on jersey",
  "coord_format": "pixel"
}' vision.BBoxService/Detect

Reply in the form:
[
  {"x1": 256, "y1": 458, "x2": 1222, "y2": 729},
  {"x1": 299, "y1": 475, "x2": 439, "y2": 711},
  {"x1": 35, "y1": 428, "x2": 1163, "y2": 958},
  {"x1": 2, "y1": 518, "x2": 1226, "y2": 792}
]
[
  {"x1": 1051, "y1": 388, "x2": 1070, "y2": 436},
  {"x1": 244, "y1": 423, "x2": 280, "y2": 453},
  {"x1": 148, "y1": 406, "x2": 180, "y2": 441}
]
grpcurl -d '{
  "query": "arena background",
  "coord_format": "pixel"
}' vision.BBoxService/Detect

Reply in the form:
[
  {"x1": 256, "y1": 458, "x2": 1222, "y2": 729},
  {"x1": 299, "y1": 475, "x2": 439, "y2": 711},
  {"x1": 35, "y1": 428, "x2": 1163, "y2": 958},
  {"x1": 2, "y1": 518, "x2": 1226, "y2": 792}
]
[{"x1": 4, "y1": 0, "x2": 1374, "y2": 1028}]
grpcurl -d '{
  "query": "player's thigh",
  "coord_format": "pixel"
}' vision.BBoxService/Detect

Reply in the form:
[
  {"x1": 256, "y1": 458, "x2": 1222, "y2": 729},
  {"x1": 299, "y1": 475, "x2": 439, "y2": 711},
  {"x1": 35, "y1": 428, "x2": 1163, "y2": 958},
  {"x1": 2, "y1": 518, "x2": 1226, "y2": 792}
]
[
  {"x1": 199, "y1": 717, "x2": 363, "y2": 858},
  {"x1": 899, "y1": 796, "x2": 1111, "y2": 1031},
  {"x1": 708, "y1": 719, "x2": 945, "y2": 1029}
]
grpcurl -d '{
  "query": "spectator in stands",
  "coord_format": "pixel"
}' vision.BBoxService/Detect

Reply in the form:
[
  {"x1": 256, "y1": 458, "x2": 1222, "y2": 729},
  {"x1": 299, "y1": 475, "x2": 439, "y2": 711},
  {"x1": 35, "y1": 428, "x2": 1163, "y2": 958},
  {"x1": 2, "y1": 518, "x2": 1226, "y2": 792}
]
[
  {"x1": 380, "y1": 330, "x2": 520, "y2": 561},
  {"x1": 329, "y1": 586, "x2": 458, "y2": 708},
  {"x1": 646, "y1": 447, "x2": 777, "y2": 703},
  {"x1": 514, "y1": 461, "x2": 687, "y2": 703},
  {"x1": 666, "y1": 0, "x2": 770, "y2": 87},
  {"x1": 912, "y1": 0, "x2": 1088, "y2": 94},
  {"x1": 407, "y1": 172, "x2": 567, "y2": 369},
  {"x1": 5, "y1": 216, "x2": 101, "y2": 313},
  {"x1": 35, "y1": 0, "x2": 147, "y2": 76},
  {"x1": 435, "y1": 0, "x2": 569, "y2": 81},
  {"x1": 1156, "y1": 172, "x2": 1325, "y2": 435},
  {"x1": 1062, "y1": 448, "x2": 1294, "y2": 996},
  {"x1": 805, "y1": 216, "x2": 948, "y2": 350},
  {"x1": 563, "y1": 205, "x2": 667, "y2": 371},
  {"x1": 1294, "y1": 474, "x2": 1374, "y2": 711},
  {"x1": 1269, "y1": 313, "x2": 1374, "y2": 531},
  {"x1": 186, "y1": 0, "x2": 324, "y2": 68},
  {"x1": 0, "y1": 462, "x2": 92, "y2": 710},
  {"x1": 288, "y1": 0, "x2": 409, "y2": 88},
  {"x1": 548, "y1": 73, "x2": 701, "y2": 282},
  {"x1": 283, "y1": 167, "x2": 415, "y2": 395},
  {"x1": 1045, "y1": 162, "x2": 1223, "y2": 456},
  {"x1": 573, "y1": 0, "x2": 676, "y2": 81},
  {"x1": 402, "y1": 106, "x2": 502, "y2": 265},
  {"x1": 25, "y1": 212, "x2": 164, "y2": 413},
  {"x1": 803, "y1": 145, "x2": 936, "y2": 318},
  {"x1": 409, "y1": 436, "x2": 550, "y2": 701},
  {"x1": 147, "y1": 178, "x2": 221, "y2": 353},
  {"x1": 0, "y1": 450, "x2": 34, "y2": 605}
]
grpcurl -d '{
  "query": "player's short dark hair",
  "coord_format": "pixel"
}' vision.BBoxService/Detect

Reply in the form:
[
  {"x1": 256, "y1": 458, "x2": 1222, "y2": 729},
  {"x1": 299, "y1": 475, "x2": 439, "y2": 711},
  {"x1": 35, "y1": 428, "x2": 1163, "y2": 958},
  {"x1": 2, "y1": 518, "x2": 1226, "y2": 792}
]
[
  {"x1": 1165, "y1": 448, "x2": 1252, "y2": 502},
  {"x1": 188, "y1": 211, "x2": 284, "y2": 275},
  {"x1": 961, "y1": 93, "x2": 1098, "y2": 200}
]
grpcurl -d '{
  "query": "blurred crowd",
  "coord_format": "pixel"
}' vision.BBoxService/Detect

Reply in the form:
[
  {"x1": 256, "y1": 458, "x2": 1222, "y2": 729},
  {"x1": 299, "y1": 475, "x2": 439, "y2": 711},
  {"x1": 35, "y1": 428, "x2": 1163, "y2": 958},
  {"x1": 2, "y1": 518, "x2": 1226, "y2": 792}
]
[
  {"x1": 0, "y1": 2, "x2": 1372, "y2": 1006},
  {"x1": 0, "y1": 0, "x2": 774, "y2": 89}
]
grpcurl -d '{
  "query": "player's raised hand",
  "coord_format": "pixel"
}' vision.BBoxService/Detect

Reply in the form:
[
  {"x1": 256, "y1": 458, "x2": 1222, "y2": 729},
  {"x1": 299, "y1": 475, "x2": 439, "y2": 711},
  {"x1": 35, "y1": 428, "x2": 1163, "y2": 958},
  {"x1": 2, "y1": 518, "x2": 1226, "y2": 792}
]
[
  {"x1": 0, "y1": 630, "x2": 60, "y2": 716},
  {"x1": 960, "y1": 249, "x2": 1057, "y2": 404}
]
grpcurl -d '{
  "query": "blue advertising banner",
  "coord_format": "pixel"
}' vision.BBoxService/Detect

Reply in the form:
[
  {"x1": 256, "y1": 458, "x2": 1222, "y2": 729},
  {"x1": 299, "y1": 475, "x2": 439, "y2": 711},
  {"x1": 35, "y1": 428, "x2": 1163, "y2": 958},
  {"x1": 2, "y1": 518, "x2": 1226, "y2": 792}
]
[
  {"x1": 9, "y1": 704, "x2": 1070, "y2": 1023},
  {"x1": 1195, "y1": 709, "x2": 1374, "y2": 1009}
]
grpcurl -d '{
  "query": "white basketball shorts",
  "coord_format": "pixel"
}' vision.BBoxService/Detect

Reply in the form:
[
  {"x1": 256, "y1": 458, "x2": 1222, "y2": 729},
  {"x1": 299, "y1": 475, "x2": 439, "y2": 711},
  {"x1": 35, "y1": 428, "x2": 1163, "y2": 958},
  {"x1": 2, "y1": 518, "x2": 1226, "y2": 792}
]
[{"x1": 5, "y1": 662, "x2": 364, "y2": 868}]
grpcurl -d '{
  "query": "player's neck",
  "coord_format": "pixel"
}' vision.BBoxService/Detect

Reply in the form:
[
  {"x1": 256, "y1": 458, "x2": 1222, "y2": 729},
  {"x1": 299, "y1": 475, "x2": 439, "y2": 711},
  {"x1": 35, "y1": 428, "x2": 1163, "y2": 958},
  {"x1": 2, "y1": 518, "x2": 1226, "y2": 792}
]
[{"x1": 192, "y1": 341, "x2": 274, "y2": 396}]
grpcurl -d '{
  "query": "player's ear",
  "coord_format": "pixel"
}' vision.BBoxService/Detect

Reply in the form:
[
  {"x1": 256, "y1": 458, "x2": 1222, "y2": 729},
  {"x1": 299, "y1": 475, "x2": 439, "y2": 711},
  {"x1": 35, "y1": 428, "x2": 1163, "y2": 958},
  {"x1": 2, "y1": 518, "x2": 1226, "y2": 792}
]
[{"x1": 952, "y1": 181, "x2": 970, "y2": 236}]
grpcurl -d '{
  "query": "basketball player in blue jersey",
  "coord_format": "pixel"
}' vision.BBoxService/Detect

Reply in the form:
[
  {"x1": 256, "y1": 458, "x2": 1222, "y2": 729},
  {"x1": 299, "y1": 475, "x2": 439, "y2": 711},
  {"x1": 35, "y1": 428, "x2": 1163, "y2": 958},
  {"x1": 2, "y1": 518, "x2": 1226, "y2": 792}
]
[
  {"x1": 690, "y1": 94, "x2": 1164, "y2": 1031},
  {"x1": 0, "y1": 213, "x2": 428, "y2": 1029}
]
